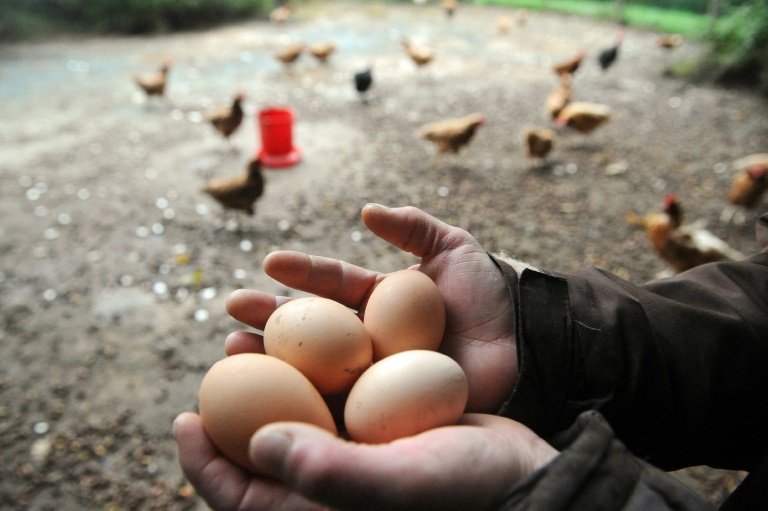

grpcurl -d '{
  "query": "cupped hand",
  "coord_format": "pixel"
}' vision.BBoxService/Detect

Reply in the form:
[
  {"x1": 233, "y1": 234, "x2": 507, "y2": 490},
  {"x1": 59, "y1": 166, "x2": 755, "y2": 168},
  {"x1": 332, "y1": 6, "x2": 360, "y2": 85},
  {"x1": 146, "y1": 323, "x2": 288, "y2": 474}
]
[
  {"x1": 225, "y1": 204, "x2": 518, "y2": 413},
  {"x1": 174, "y1": 411, "x2": 558, "y2": 511}
]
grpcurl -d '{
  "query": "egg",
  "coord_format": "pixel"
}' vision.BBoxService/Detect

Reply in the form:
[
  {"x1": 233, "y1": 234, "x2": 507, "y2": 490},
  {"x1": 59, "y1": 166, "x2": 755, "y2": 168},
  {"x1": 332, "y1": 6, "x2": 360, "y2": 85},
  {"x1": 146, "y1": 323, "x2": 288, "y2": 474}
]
[
  {"x1": 198, "y1": 353, "x2": 337, "y2": 472},
  {"x1": 263, "y1": 296, "x2": 372, "y2": 395},
  {"x1": 363, "y1": 269, "x2": 446, "y2": 360},
  {"x1": 344, "y1": 350, "x2": 468, "y2": 443}
]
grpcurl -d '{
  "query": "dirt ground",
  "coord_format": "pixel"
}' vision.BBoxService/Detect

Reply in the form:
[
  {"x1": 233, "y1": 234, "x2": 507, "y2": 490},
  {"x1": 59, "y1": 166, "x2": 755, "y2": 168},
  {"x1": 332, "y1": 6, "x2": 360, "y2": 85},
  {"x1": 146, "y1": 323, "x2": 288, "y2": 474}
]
[{"x1": 1, "y1": 2, "x2": 765, "y2": 509}]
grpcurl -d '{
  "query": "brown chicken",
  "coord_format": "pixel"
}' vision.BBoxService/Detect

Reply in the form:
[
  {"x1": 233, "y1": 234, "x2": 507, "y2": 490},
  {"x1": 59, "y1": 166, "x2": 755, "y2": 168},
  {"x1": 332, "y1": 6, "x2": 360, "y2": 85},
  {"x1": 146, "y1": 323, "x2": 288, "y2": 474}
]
[
  {"x1": 556, "y1": 102, "x2": 611, "y2": 133},
  {"x1": 416, "y1": 114, "x2": 485, "y2": 155},
  {"x1": 309, "y1": 41, "x2": 336, "y2": 63},
  {"x1": 552, "y1": 51, "x2": 586, "y2": 77},
  {"x1": 627, "y1": 194, "x2": 745, "y2": 273},
  {"x1": 657, "y1": 34, "x2": 683, "y2": 49},
  {"x1": 204, "y1": 92, "x2": 245, "y2": 142},
  {"x1": 515, "y1": 9, "x2": 529, "y2": 26},
  {"x1": 496, "y1": 14, "x2": 511, "y2": 34},
  {"x1": 275, "y1": 43, "x2": 305, "y2": 68},
  {"x1": 203, "y1": 158, "x2": 265, "y2": 216},
  {"x1": 442, "y1": 0, "x2": 457, "y2": 18},
  {"x1": 270, "y1": 3, "x2": 292, "y2": 23},
  {"x1": 729, "y1": 153, "x2": 768, "y2": 210},
  {"x1": 400, "y1": 37, "x2": 434, "y2": 67},
  {"x1": 523, "y1": 126, "x2": 555, "y2": 161},
  {"x1": 132, "y1": 61, "x2": 170, "y2": 97},
  {"x1": 545, "y1": 72, "x2": 572, "y2": 120}
]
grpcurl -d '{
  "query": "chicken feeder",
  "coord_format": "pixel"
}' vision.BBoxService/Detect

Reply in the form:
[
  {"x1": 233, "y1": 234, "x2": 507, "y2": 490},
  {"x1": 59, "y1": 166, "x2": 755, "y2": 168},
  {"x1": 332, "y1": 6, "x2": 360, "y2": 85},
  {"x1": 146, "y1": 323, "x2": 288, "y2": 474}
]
[{"x1": 256, "y1": 107, "x2": 301, "y2": 169}]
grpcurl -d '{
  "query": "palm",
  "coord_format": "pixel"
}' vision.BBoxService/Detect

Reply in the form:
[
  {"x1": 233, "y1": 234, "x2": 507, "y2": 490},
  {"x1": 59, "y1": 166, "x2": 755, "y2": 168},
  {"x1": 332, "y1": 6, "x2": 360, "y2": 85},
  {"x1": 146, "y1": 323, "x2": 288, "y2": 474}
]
[
  {"x1": 174, "y1": 412, "x2": 556, "y2": 511},
  {"x1": 226, "y1": 205, "x2": 518, "y2": 413}
]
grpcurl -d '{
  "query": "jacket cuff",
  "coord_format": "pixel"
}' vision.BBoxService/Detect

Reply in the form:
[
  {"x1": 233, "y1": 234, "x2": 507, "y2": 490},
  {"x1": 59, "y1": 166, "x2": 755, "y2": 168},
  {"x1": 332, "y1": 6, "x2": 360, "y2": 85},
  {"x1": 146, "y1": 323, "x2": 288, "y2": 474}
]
[
  {"x1": 498, "y1": 411, "x2": 710, "y2": 511},
  {"x1": 491, "y1": 254, "x2": 574, "y2": 438}
]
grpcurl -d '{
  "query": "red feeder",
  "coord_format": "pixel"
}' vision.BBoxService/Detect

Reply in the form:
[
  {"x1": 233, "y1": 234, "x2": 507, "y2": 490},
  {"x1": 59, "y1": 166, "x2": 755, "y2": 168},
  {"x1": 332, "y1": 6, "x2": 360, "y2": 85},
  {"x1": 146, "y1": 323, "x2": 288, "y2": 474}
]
[{"x1": 256, "y1": 107, "x2": 302, "y2": 169}]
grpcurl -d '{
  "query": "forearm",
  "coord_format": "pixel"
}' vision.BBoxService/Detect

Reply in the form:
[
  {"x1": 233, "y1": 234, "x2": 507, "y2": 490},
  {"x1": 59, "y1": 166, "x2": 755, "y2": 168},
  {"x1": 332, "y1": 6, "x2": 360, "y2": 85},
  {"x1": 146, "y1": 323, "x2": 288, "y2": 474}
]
[{"x1": 495, "y1": 252, "x2": 768, "y2": 471}]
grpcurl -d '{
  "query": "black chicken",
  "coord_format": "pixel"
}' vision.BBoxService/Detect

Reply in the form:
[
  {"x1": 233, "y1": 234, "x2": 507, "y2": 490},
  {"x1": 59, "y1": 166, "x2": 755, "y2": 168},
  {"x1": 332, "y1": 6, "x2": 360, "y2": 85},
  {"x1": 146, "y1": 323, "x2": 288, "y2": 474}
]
[
  {"x1": 354, "y1": 68, "x2": 373, "y2": 103},
  {"x1": 598, "y1": 28, "x2": 625, "y2": 71}
]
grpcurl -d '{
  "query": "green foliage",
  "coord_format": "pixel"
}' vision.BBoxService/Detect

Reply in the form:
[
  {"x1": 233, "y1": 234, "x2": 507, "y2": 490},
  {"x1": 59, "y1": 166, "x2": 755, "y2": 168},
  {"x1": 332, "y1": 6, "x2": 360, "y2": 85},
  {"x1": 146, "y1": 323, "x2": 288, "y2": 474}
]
[
  {"x1": 0, "y1": 0, "x2": 271, "y2": 39},
  {"x1": 702, "y1": 0, "x2": 768, "y2": 92},
  {"x1": 709, "y1": 0, "x2": 767, "y2": 65},
  {"x1": 621, "y1": 4, "x2": 709, "y2": 37},
  {"x1": 67, "y1": 0, "x2": 270, "y2": 34}
]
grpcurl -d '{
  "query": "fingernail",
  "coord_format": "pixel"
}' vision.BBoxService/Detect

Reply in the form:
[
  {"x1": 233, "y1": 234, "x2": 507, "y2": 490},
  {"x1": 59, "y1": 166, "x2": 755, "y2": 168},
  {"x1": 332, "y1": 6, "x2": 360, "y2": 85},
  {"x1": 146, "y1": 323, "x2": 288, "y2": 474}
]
[
  {"x1": 250, "y1": 430, "x2": 293, "y2": 478},
  {"x1": 365, "y1": 203, "x2": 390, "y2": 211},
  {"x1": 171, "y1": 415, "x2": 182, "y2": 438}
]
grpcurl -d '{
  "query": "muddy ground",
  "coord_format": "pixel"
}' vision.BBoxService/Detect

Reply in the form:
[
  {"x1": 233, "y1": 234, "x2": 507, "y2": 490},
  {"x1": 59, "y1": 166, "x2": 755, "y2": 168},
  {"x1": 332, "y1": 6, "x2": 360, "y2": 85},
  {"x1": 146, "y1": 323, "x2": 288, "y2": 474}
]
[{"x1": 1, "y1": 2, "x2": 765, "y2": 509}]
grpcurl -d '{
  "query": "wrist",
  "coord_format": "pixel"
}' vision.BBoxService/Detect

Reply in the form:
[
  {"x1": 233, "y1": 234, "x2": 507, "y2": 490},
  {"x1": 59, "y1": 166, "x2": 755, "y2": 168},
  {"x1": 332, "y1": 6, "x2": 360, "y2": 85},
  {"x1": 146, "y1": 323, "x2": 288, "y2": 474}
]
[{"x1": 530, "y1": 436, "x2": 559, "y2": 472}]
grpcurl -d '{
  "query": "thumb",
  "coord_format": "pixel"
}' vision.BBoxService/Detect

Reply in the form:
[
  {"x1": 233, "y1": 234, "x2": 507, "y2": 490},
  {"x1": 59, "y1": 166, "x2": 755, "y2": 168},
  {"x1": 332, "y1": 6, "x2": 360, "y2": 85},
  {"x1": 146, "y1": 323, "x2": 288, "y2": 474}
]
[
  {"x1": 250, "y1": 422, "x2": 392, "y2": 509},
  {"x1": 248, "y1": 416, "x2": 555, "y2": 511},
  {"x1": 361, "y1": 204, "x2": 469, "y2": 261}
]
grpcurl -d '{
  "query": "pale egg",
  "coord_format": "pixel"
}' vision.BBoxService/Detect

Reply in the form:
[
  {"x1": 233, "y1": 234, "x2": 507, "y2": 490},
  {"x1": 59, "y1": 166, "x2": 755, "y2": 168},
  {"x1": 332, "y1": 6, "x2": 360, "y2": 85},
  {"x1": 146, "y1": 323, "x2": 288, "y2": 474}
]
[
  {"x1": 344, "y1": 350, "x2": 468, "y2": 443},
  {"x1": 263, "y1": 296, "x2": 372, "y2": 395},
  {"x1": 198, "y1": 353, "x2": 337, "y2": 472},
  {"x1": 363, "y1": 269, "x2": 446, "y2": 360}
]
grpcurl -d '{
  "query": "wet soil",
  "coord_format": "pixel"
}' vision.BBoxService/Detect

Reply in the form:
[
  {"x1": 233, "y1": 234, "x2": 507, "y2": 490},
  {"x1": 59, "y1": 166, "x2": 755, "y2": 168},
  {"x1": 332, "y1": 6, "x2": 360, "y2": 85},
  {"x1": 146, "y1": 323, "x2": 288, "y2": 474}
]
[{"x1": 1, "y1": 2, "x2": 765, "y2": 509}]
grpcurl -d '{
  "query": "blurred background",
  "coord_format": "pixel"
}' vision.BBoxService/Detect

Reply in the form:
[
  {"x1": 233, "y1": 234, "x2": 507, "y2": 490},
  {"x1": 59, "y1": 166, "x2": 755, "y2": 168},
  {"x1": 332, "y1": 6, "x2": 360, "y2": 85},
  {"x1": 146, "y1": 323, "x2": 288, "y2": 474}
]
[{"x1": 1, "y1": 1, "x2": 766, "y2": 509}]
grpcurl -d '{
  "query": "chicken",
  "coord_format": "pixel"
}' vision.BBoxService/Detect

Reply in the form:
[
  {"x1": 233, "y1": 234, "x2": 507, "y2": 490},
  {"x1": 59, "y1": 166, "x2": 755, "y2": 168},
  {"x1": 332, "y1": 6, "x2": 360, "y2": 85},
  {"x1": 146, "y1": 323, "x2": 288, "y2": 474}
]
[
  {"x1": 442, "y1": 0, "x2": 457, "y2": 19},
  {"x1": 416, "y1": 113, "x2": 485, "y2": 155},
  {"x1": 545, "y1": 72, "x2": 572, "y2": 120},
  {"x1": 722, "y1": 154, "x2": 768, "y2": 223},
  {"x1": 204, "y1": 92, "x2": 245, "y2": 143},
  {"x1": 552, "y1": 51, "x2": 586, "y2": 77},
  {"x1": 523, "y1": 126, "x2": 555, "y2": 161},
  {"x1": 556, "y1": 102, "x2": 611, "y2": 133},
  {"x1": 132, "y1": 61, "x2": 170, "y2": 98},
  {"x1": 496, "y1": 14, "x2": 511, "y2": 34},
  {"x1": 598, "y1": 28, "x2": 625, "y2": 71},
  {"x1": 627, "y1": 194, "x2": 745, "y2": 273},
  {"x1": 657, "y1": 33, "x2": 683, "y2": 49},
  {"x1": 203, "y1": 158, "x2": 265, "y2": 217},
  {"x1": 354, "y1": 67, "x2": 373, "y2": 103},
  {"x1": 275, "y1": 43, "x2": 305, "y2": 68},
  {"x1": 515, "y1": 9, "x2": 529, "y2": 26},
  {"x1": 400, "y1": 37, "x2": 434, "y2": 67},
  {"x1": 270, "y1": 3, "x2": 292, "y2": 23},
  {"x1": 309, "y1": 41, "x2": 336, "y2": 63}
]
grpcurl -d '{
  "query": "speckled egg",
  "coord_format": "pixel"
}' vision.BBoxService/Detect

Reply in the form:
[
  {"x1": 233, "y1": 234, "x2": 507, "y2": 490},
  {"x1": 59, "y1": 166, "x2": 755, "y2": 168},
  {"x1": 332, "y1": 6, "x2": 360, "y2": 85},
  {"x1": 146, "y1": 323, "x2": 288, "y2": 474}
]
[{"x1": 264, "y1": 296, "x2": 372, "y2": 395}]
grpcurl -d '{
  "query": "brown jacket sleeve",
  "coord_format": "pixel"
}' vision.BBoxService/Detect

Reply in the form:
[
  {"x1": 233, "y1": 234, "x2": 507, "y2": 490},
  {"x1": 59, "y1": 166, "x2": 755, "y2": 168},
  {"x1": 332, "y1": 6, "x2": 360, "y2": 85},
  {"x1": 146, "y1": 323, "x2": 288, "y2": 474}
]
[
  {"x1": 493, "y1": 213, "x2": 768, "y2": 510},
  {"x1": 500, "y1": 411, "x2": 713, "y2": 510}
]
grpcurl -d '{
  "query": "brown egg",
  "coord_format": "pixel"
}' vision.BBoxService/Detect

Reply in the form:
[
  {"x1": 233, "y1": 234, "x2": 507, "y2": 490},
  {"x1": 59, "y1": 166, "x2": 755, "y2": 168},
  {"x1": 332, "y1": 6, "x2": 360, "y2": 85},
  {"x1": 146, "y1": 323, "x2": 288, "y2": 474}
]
[
  {"x1": 344, "y1": 350, "x2": 468, "y2": 443},
  {"x1": 263, "y1": 296, "x2": 372, "y2": 395},
  {"x1": 363, "y1": 269, "x2": 446, "y2": 360},
  {"x1": 198, "y1": 353, "x2": 337, "y2": 472}
]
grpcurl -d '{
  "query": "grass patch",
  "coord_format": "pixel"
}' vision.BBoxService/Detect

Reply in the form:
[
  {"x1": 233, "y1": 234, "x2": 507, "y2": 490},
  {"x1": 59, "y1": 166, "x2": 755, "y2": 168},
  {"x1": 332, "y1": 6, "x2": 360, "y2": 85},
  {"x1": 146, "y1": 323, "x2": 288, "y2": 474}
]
[{"x1": 473, "y1": 0, "x2": 710, "y2": 39}]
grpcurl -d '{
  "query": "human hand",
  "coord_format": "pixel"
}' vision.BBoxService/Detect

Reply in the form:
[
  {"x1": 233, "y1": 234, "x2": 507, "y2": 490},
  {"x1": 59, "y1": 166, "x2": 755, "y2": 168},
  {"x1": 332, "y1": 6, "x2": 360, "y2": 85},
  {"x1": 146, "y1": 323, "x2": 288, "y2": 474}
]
[
  {"x1": 175, "y1": 204, "x2": 545, "y2": 510},
  {"x1": 174, "y1": 411, "x2": 558, "y2": 511},
  {"x1": 226, "y1": 204, "x2": 518, "y2": 413}
]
